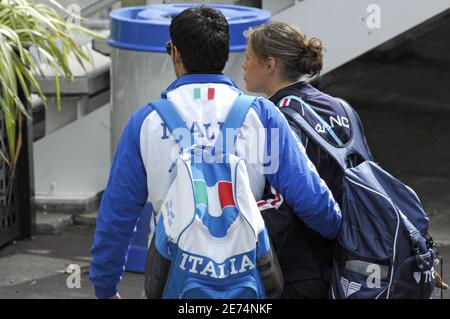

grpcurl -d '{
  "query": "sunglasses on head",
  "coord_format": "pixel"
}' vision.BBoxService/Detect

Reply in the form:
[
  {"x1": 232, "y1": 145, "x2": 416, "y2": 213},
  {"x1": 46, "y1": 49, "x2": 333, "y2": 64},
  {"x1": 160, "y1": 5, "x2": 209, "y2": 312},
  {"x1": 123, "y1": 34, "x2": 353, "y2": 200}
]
[{"x1": 165, "y1": 41, "x2": 172, "y2": 55}]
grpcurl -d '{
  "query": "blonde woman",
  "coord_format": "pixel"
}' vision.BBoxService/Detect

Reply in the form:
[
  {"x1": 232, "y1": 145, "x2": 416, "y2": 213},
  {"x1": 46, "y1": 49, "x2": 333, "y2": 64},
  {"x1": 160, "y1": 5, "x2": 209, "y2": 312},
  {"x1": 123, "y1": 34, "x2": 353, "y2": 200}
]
[{"x1": 242, "y1": 22, "x2": 372, "y2": 299}]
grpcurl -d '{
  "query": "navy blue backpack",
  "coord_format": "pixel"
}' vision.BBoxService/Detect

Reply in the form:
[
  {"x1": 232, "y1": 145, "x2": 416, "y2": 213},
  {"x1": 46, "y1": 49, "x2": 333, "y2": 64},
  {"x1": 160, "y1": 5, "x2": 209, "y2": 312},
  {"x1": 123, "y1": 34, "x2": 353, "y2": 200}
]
[{"x1": 281, "y1": 98, "x2": 437, "y2": 299}]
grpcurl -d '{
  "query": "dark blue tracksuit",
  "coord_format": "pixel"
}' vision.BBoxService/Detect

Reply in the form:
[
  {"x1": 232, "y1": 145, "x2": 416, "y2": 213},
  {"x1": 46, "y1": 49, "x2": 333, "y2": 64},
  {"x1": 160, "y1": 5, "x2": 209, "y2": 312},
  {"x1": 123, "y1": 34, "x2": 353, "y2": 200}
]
[{"x1": 263, "y1": 81, "x2": 372, "y2": 299}]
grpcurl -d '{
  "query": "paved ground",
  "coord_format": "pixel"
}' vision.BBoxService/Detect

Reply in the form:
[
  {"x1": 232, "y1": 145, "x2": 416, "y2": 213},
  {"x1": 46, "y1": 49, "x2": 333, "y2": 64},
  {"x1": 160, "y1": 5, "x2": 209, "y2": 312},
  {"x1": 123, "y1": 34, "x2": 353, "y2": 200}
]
[
  {"x1": 0, "y1": 224, "x2": 448, "y2": 299},
  {"x1": 0, "y1": 225, "x2": 144, "y2": 299}
]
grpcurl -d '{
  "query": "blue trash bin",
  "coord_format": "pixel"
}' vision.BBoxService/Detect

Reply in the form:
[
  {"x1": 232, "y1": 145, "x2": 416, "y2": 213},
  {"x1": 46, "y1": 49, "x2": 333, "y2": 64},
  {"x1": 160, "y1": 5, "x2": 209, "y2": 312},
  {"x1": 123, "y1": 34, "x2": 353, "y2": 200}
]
[{"x1": 108, "y1": 3, "x2": 271, "y2": 273}]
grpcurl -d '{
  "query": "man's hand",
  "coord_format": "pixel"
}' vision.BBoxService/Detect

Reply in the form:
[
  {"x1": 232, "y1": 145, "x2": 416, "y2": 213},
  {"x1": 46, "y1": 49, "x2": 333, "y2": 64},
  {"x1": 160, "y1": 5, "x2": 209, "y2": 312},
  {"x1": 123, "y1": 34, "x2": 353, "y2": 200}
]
[{"x1": 109, "y1": 293, "x2": 122, "y2": 299}]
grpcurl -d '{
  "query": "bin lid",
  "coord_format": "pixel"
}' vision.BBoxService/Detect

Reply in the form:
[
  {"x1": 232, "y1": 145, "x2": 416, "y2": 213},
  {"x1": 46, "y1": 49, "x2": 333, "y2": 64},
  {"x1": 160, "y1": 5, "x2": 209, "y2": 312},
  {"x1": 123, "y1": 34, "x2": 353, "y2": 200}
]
[{"x1": 108, "y1": 4, "x2": 270, "y2": 52}]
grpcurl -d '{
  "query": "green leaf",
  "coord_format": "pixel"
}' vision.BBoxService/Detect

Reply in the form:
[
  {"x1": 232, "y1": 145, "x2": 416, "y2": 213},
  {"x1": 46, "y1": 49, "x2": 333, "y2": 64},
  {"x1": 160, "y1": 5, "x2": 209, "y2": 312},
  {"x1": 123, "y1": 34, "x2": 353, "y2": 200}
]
[
  {"x1": 0, "y1": 0, "x2": 103, "y2": 168},
  {"x1": 55, "y1": 75, "x2": 61, "y2": 112}
]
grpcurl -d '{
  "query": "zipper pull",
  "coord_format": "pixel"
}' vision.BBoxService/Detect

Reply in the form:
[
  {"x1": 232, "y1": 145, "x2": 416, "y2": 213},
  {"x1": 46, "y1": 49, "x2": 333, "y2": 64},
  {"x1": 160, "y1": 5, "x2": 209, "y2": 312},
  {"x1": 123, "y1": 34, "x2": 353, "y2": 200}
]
[{"x1": 168, "y1": 160, "x2": 177, "y2": 173}]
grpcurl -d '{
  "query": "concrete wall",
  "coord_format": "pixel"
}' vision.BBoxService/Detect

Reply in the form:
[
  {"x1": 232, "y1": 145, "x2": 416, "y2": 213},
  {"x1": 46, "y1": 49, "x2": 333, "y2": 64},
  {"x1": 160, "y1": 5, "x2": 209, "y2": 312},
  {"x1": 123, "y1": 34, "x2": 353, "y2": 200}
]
[{"x1": 265, "y1": 0, "x2": 450, "y2": 74}]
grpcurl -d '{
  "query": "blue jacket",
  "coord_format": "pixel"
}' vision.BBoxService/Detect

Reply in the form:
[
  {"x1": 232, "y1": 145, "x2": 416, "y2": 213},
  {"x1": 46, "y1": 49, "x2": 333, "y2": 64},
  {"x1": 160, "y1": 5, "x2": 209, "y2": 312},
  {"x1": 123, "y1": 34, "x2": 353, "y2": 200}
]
[
  {"x1": 89, "y1": 74, "x2": 341, "y2": 298},
  {"x1": 270, "y1": 81, "x2": 373, "y2": 202}
]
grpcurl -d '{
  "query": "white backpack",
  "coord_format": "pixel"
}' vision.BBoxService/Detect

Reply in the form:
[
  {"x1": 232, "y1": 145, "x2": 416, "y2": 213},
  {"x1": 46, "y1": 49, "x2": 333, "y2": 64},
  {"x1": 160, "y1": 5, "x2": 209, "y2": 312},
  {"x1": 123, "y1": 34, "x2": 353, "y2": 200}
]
[{"x1": 144, "y1": 95, "x2": 283, "y2": 299}]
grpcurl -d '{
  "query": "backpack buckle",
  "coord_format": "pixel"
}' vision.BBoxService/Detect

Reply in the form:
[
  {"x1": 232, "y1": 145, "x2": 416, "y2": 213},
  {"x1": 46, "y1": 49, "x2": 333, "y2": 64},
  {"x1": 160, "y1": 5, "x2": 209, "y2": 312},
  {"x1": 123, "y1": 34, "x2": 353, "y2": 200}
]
[{"x1": 425, "y1": 234, "x2": 435, "y2": 249}]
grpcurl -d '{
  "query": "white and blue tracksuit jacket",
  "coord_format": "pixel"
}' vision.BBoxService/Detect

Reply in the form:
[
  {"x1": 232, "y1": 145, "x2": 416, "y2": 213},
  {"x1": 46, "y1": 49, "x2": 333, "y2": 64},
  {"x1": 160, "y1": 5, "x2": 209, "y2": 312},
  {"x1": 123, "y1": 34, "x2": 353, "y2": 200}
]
[{"x1": 89, "y1": 74, "x2": 342, "y2": 298}]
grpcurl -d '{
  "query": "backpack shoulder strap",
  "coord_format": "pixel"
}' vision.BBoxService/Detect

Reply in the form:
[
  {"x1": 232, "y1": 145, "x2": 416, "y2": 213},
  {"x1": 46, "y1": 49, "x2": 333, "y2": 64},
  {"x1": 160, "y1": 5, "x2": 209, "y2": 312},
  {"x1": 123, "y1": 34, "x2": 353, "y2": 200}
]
[
  {"x1": 150, "y1": 98, "x2": 193, "y2": 149},
  {"x1": 336, "y1": 98, "x2": 373, "y2": 161},
  {"x1": 280, "y1": 95, "x2": 344, "y2": 146},
  {"x1": 280, "y1": 104, "x2": 348, "y2": 170},
  {"x1": 217, "y1": 94, "x2": 256, "y2": 153},
  {"x1": 280, "y1": 96, "x2": 371, "y2": 170}
]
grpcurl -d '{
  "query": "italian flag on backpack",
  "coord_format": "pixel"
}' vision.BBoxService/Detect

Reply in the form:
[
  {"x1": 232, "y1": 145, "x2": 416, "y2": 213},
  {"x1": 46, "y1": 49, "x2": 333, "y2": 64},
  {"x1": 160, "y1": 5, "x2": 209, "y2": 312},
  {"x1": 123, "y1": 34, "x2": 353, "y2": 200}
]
[{"x1": 150, "y1": 95, "x2": 271, "y2": 299}]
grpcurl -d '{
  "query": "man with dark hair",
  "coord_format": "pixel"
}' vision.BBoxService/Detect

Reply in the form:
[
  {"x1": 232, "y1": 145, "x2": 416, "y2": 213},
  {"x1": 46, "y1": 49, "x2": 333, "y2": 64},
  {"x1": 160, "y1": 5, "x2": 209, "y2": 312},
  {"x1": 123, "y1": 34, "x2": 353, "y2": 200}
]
[
  {"x1": 89, "y1": 5, "x2": 342, "y2": 299},
  {"x1": 169, "y1": 5, "x2": 229, "y2": 74}
]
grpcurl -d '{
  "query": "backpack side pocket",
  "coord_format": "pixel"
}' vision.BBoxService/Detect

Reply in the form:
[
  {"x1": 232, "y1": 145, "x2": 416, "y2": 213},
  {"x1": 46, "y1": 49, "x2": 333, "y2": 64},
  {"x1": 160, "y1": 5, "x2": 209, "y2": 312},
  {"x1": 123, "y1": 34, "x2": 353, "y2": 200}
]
[
  {"x1": 257, "y1": 239, "x2": 284, "y2": 299},
  {"x1": 144, "y1": 236, "x2": 171, "y2": 299},
  {"x1": 389, "y1": 252, "x2": 435, "y2": 299}
]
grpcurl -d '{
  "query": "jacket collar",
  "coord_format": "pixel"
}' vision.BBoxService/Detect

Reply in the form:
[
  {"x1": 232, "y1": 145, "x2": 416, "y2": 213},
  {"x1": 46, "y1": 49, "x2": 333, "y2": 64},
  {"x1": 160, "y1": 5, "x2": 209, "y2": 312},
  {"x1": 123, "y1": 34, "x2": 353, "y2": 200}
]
[
  {"x1": 161, "y1": 73, "x2": 240, "y2": 98},
  {"x1": 269, "y1": 81, "x2": 317, "y2": 105}
]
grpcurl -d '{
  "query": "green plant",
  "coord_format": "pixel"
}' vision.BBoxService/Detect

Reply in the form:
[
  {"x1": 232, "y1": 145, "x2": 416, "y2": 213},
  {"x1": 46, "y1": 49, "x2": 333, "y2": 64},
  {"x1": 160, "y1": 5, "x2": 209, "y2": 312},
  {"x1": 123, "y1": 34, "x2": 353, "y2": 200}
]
[{"x1": 0, "y1": 0, "x2": 105, "y2": 204}]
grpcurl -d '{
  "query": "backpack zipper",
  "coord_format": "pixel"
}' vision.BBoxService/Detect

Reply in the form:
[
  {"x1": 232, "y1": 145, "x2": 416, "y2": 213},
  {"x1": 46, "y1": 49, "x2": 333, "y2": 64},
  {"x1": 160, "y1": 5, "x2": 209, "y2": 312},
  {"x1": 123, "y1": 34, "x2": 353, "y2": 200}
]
[{"x1": 345, "y1": 176, "x2": 401, "y2": 299}]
